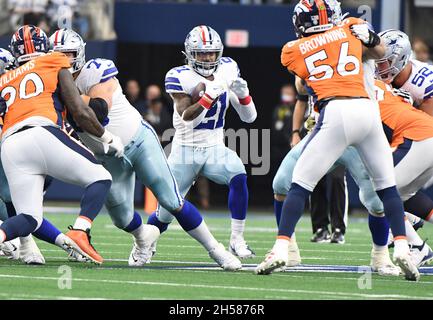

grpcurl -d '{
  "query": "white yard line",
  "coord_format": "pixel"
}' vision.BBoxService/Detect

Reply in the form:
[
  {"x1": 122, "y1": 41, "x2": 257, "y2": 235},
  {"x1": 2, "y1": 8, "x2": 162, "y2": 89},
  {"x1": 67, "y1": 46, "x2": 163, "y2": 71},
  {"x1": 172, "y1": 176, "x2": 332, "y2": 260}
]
[{"x1": 0, "y1": 273, "x2": 429, "y2": 300}]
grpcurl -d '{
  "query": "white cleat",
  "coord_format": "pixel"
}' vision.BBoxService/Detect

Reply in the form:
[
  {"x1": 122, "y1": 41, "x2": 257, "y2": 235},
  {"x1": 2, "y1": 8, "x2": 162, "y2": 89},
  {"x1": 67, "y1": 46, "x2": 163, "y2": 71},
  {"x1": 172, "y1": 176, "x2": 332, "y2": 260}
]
[
  {"x1": 59, "y1": 235, "x2": 92, "y2": 263},
  {"x1": 0, "y1": 238, "x2": 20, "y2": 260},
  {"x1": 393, "y1": 250, "x2": 420, "y2": 281},
  {"x1": 209, "y1": 243, "x2": 242, "y2": 271},
  {"x1": 128, "y1": 225, "x2": 160, "y2": 267},
  {"x1": 370, "y1": 248, "x2": 401, "y2": 276},
  {"x1": 287, "y1": 238, "x2": 301, "y2": 267},
  {"x1": 19, "y1": 236, "x2": 45, "y2": 265},
  {"x1": 255, "y1": 248, "x2": 288, "y2": 275},
  {"x1": 229, "y1": 238, "x2": 255, "y2": 259},
  {"x1": 410, "y1": 241, "x2": 433, "y2": 267}
]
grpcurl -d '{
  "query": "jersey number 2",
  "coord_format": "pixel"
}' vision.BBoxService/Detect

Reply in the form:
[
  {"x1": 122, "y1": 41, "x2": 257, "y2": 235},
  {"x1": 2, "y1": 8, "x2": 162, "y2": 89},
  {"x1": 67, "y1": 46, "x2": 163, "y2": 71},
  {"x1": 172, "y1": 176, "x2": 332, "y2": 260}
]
[
  {"x1": 305, "y1": 42, "x2": 360, "y2": 81},
  {"x1": 195, "y1": 92, "x2": 227, "y2": 130}
]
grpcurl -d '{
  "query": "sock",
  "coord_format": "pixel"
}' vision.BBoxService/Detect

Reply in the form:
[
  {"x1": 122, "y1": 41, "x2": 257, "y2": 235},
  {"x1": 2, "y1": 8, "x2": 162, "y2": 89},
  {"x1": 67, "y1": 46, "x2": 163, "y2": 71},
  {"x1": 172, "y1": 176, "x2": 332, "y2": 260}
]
[
  {"x1": 403, "y1": 190, "x2": 433, "y2": 222},
  {"x1": 187, "y1": 221, "x2": 219, "y2": 251},
  {"x1": 376, "y1": 186, "x2": 406, "y2": 238},
  {"x1": 147, "y1": 212, "x2": 169, "y2": 233},
  {"x1": 228, "y1": 174, "x2": 248, "y2": 221},
  {"x1": 73, "y1": 216, "x2": 92, "y2": 231},
  {"x1": 5, "y1": 202, "x2": 17, "y2": 217},
  {"x1": 274, "y1": 199, "x2": 284, "y2": 226},
  {"x1": 32, "y1": 218, "x2": 62, "y2": 245},
  {"x1": 123, "y1": 212, "x2": 143, "y2": 233},
  {"x1": 394, "y1": 238, "x2": 409, "y2": 254},
  {"x1": 0, "y1": 214, "x2": 38, "y2": 241},
  {"x1": 79, "y1": 179, "x2": 111, "y2": 221},
  {"x1": 368, "y1": 213, "x2": 389, "y2": 250},
  {"x1": 173, "y1": 200, "x2": 203, "y2": 232},
  {"x1": 404, "y1": 215, "x2": 423, "y2": 246},
  {"x1": 231, "y1": 219, "x2": 245, "y2": 241},
  {"x1": 278, "y1": 183, "x2": 310, "y2": 238}
]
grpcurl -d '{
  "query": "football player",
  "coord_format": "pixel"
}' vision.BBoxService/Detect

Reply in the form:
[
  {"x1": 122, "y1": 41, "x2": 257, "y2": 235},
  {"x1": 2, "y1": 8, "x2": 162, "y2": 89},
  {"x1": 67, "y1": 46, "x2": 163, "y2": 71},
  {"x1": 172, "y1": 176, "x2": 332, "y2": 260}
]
[
  {"x1": 375, "y1": 30, "x2": 433, "y2": 228},
  {"x1": 0, "y1": 47, "x2": 95, "y2": 264},
  {"x1": 0, "y1": 25, "x2": 123, "y2": 265},
  {"x1": 50, "y1": 28, "x2": 241, "y2": 270},
  {"x1": 148, "y1": 25, "x2": 257, "y2": 259},
  {"x1": 256, "y1": 0, "x2": 419, "y2": 281}
]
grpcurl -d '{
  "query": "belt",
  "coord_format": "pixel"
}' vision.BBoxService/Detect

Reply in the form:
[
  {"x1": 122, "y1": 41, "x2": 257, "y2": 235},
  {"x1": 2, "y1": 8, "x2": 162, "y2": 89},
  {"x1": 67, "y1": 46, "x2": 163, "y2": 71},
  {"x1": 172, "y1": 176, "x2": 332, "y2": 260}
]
[{"x1": 11, "y1": 125, "x2": 34, "y2": 136}]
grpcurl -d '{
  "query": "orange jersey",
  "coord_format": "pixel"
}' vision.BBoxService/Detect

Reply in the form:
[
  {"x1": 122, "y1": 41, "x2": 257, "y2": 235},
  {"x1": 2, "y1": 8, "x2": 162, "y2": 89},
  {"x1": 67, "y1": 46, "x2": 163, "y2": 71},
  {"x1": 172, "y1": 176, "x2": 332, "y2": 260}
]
[
  {"x1": 281, "y1": 17, "x2": 368, "y2": 102},
  {"x1": 376, "y1": 80, "x2": 433, "y2": 148},
  {"x1": 0, "y1": 52, "x2": 70, "y2": 135}
]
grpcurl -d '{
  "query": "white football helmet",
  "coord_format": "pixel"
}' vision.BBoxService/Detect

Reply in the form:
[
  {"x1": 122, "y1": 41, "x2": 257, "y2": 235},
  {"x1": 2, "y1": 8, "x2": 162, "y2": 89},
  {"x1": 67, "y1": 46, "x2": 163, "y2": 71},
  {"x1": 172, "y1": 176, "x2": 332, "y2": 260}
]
[
  {"x1": 376, "y1": 29, "x2": 412, "y2": 83},
  {"x1": 0, "y1": 48, "x2": 17, "y2": 75},
  {"x1": 50, "y1": 28, "x2": 86, "y2": 73},
  {"x1": 183, "y1": 25, "x2": 223, "y2": 77}
]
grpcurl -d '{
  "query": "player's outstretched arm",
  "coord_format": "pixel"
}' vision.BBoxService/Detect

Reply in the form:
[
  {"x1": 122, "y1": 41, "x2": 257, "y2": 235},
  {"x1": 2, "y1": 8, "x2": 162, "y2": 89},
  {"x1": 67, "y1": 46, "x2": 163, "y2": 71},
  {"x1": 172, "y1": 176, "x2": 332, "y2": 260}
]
[
  {"x1": 58, "y1": 68, "x2": 105, "y2": 137},
  {"x1": 350, "y1": 24, "x2": 386, "y2": 60}
]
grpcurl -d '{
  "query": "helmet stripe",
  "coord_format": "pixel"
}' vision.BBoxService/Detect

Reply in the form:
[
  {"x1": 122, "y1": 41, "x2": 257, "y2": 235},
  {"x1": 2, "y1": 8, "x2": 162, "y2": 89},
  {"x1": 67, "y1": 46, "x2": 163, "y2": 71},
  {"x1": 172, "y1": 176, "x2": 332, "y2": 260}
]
[
  {"x1": 207, "y1": 26, "x2": 213, "y2": 42},
  {"x1": 200, "y1": 25, "x2": 207, "y2": 44},
  {"x1": 54, "y1": 30, "x2": 60, "y2": 46},
  {"x1": 316, "y1": 0, "x2": 329, "y2": 25},
  {"x1": 24, "y1": 25, "x2": 35, "y2": 54}
]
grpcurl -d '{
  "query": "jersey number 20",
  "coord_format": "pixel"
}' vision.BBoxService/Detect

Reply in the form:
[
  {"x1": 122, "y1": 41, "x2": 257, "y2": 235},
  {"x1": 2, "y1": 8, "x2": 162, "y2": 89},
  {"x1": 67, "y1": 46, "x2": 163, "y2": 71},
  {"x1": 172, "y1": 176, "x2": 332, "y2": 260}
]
[{"x1": 1, "y1": 72, "x2": 44, "y2": 110}]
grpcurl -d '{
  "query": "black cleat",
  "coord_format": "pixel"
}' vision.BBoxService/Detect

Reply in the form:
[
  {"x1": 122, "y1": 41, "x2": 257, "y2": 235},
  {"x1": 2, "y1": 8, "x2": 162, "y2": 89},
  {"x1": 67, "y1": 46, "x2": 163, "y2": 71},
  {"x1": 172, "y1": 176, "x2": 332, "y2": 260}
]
[
  {"x1": 310, "y1": 228, "x2": 331, "y2": 243},
  {"x1": 330, "y1": 228, "x2": 345, "y2": 244}
]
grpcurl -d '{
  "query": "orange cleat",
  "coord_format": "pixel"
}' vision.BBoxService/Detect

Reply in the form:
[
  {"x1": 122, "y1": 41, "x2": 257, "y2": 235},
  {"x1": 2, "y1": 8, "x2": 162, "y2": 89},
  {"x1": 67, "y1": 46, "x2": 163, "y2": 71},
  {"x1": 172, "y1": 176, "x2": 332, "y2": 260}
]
[{"x1": 65, "y1": 226, "x2": 103, "y2": 264}]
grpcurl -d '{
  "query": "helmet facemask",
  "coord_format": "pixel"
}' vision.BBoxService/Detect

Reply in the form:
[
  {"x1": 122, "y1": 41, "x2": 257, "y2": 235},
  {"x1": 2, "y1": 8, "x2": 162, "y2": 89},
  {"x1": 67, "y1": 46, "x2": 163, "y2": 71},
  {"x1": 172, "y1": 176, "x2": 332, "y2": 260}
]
[{"x1": 185, "y1": 48, "x2": 222, "y2": 77}]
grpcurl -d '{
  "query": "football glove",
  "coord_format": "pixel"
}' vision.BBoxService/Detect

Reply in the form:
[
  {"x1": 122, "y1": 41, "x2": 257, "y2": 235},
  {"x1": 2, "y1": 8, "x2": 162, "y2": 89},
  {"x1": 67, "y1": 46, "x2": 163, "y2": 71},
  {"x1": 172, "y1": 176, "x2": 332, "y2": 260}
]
[
  {"x1": 100, "y1": 130, "x2": 124, "y2": 158},
  {"x1": 304, "y1": 115, "x2": 316, "y2": 132},
  {"x1": 392, "y1": 88, "x2": 414, "y2": 105},
  {"x1": 230, "y1": 78, "x2": 249, "y2": 99},
  {"x1": 350, "y1": 24, "x2": 380, "y2": 48},
  {"x1": 199, "y1": 82, "x2": 225, "y2": 109}
]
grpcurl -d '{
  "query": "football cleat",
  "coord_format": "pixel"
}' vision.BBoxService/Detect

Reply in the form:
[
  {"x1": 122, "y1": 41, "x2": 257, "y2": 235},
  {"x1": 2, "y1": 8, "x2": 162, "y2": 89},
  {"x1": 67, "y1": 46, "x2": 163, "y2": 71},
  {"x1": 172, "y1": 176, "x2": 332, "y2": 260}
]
[
  {"x1": 409, "y1": 241, "x2": 433, "y2": 267},
  {"x1": 209, "y1": 243, "x2": 242, "y2": 271},
  {"x1": 311, "y1": 228, "x2": 331, "y2": 243},
  {"x1": 330, "y1": 228, "x2": 345, "y2": 244},
  {"x1": 370, "y1": 248, "x2": 401, "y2": 276},
  {"x1": 229, "y1": 238, "x2": 255, "y2": 259},
  {"x1": 0, "y1": 239, "x2": 20, "y2": 260},
  {"x1": 19, "y1": 235, "x2": 45, "y2": 265},
  {"x1": 65, "y1": 226, "x2": 103, "y2": 264},
  {"x1": 59, "y1": 234, "x2": 93, "y2": 263},
  {"x1": 287, "y1": 238, "x2": 301, "y2": 267},
  {"x1": 128, "y1": 225, "x2": 160, "y2": 267},
  {"x1": 255, "y1": 247, "x2": 288, "y2": 275},
  {"x1": 393, "y1": 250, "x2": 420, "y2": 281}
]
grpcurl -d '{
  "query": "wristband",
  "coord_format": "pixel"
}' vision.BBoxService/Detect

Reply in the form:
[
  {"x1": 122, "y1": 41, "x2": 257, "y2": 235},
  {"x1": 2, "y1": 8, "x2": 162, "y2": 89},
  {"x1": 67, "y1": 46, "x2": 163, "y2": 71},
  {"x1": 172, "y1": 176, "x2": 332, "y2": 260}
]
[
  {"x1": 296, "y1": 94, "x2": 309, "y2": 102},
  {"x1": 198, "y1": 93, "x2": 215, "y2": 110},
  {"x1": 292, "y1": 129, "x2": 300, "y2": 135},
  {"x1": 239, "y1": 95, "x2": 252, "y2": 105}
]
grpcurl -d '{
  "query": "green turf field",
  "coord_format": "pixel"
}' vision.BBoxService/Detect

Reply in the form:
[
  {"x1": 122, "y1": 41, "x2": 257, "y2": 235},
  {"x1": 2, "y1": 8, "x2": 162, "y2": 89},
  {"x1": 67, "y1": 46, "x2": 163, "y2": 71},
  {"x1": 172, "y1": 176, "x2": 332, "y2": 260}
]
[{"x1": 1, "y1": 208, "x2": 433, "y2": 300}]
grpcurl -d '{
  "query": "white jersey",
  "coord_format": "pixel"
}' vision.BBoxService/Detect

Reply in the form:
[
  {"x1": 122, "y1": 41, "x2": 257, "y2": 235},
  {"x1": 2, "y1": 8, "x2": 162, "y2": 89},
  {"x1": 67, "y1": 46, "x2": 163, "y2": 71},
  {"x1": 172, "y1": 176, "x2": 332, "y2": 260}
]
[
  {"x1": 401, "y1": 59, "x2": 433, "y2": 107},
  {"x1": 75, "y1": 58, "x2": 142, "y2": 151},
  {"x1": 165, "y1": 57, "x2": 240, "y2": 147}
]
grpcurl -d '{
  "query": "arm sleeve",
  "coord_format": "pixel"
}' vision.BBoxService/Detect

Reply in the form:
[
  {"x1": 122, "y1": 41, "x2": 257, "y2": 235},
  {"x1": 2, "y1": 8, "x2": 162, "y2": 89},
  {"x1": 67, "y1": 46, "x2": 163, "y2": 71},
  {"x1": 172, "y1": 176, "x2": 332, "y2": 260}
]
[{"x1": 229, "y1": 91, "x2": 257, "y2": 123}]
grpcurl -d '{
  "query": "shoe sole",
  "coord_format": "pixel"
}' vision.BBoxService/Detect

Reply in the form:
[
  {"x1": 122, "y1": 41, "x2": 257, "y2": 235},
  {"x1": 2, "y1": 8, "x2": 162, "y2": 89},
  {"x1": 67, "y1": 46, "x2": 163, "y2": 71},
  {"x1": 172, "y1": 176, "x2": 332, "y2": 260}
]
[
  {"x1": 394, "y1": 257, "x2": 420, "y2": 281},
  {"x1": 330, "y1": 240, "x2": 345, "y2": 244},
  {"x1": 255, "y1": 260, "x2": 286, "y2": 275},
  {"x1": 63, "y1": 239, "x2": 96, "y2": 264},
  {"x1": 67, "y1": 238, "x2": 102, "y2": 265},
  {"x1": 311, "y1": 239, "x2": 331, "y2": 243},
  {"x1": 419, "y1": 251, "x2": 433, "y2": 267}
]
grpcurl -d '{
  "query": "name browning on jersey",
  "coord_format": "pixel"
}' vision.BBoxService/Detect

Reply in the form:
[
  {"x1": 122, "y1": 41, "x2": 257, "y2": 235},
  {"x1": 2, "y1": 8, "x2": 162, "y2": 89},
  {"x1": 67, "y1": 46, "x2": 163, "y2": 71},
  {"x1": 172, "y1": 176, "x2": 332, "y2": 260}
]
[{"x1": 297, "y1": 28, "x2": 348, "y2": 54}]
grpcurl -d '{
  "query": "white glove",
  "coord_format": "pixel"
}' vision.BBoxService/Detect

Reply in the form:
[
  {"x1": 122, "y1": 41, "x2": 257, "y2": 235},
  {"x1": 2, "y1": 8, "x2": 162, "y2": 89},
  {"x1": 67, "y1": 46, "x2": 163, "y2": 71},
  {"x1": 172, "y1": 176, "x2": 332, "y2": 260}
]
[
  {"x1": 392, "y1": 88, "x2": 414, "y2": 105},
  {"x1": 199, "y1": 81, "x2": 225, "y2": 109},
  {"x1": 204, "y1": 81, "x2": 225, "y2": 101},
  {"x1": 100, "y1": 130, "x2": 124, "y2": 158},
  {"x1": 230, "y1": 78, "x2": 249, "y2": 99},
  {"x1": 350, "y1": 23, "x2": 371, "y2": 45}
]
